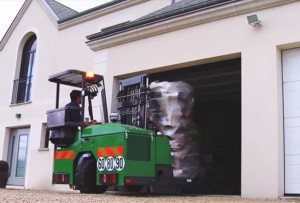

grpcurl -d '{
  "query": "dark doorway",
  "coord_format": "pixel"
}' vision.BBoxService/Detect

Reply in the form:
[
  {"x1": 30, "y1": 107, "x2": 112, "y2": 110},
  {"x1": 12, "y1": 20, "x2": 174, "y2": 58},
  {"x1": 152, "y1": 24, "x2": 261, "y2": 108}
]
[{"x1": 150, "y1": 58, "x2": 241, "y2": 195}]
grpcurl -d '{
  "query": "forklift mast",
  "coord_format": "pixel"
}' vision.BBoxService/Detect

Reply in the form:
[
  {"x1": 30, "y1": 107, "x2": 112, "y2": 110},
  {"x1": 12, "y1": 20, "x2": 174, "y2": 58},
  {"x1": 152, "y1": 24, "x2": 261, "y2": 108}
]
[{"x1": 116, "y1": 74, "x2": 149, "y2": 129}]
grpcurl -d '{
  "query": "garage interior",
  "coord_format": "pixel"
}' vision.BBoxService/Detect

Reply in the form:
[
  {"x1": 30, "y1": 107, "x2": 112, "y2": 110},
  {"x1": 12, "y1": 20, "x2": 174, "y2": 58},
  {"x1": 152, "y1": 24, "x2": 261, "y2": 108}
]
[{"x1": 149, "y1": 58, "x2": 241, "y2": 195}]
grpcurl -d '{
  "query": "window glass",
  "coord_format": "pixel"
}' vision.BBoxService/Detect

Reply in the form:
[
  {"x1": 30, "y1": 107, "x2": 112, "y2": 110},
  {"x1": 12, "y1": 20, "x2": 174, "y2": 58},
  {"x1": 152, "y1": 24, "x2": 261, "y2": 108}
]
[
  {"x1": 16, "y1": 134, "x2": 28, "y2": 177},
  {"x1": 11, "y1": 35, "x2": 37, "y2": 104}
]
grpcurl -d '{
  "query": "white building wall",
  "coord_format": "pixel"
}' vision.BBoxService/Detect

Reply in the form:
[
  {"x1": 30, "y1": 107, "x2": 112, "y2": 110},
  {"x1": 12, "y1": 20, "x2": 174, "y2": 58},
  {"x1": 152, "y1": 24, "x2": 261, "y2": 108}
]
[
  {"x1": 88, "y1": 1, "x2": 300, "y2": 198},
  {"x1": 0, "y1": 0, "x2": 299, "y2": 198},
  {"x1": 0, "y1": 0, "x2": 171, "y2": 190}
]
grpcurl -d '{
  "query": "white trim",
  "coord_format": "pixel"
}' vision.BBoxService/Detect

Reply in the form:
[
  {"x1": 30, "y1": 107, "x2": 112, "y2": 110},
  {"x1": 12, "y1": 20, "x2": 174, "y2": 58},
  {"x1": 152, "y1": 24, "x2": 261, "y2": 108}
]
[
  {"x1": 57, "y1": 0, "x2": 149, "y2": 30},
  {"x1": 0, "y1": 0, "x2": 32, "y2": 51},
  {"x1": 6, "y1": 185, "x2": 25, "y2": 190},
  {"x1": 38, "y1": 0, "x2": 60, "y2": 24},
  {"x1": 9, "y1": 101, "x2": 32, "y2": 107},
  {"x1": 37, "y1": 148, "x2": 49, "y2": 151},
  {"x1": 86, "y1": 0, "x2": 298, "y2": 51},
  {"x1": 0, "y1": 0, "x2": 60, "y2": 51}
]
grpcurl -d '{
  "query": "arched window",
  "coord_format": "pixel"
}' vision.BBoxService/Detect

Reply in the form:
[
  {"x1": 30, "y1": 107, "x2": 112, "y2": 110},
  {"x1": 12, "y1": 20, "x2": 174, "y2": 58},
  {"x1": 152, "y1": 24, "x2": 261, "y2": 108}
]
[{"x1": 11, "y1": 35, "x2": 37, "y2": 104}]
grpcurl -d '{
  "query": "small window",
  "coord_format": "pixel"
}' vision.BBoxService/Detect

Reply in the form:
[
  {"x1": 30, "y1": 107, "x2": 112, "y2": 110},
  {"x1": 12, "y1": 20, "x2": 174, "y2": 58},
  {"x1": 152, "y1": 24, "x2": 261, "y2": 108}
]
[{"x1": 39, "y1": 123, "x2": 49, "y2": 149}]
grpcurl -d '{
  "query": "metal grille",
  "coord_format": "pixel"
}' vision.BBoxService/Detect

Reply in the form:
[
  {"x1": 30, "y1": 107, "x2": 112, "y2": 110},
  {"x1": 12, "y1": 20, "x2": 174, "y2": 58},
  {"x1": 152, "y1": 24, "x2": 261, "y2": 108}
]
[
  {"x1": 117, "y1": 84, "x2": 147, "y2": 126},
  {"x1": 11, "y1": 76, "x2": 32, "y2": 104},
  {"x1": 117, "y1": 75, "x2": 148, "y2": 129}
]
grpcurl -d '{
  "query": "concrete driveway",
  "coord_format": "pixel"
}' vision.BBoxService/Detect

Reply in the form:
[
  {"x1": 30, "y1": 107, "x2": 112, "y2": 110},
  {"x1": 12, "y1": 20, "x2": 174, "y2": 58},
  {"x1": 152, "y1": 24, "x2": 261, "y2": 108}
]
[{"x1": 1, "y1": 188, "x2": 300, "y2": 203}]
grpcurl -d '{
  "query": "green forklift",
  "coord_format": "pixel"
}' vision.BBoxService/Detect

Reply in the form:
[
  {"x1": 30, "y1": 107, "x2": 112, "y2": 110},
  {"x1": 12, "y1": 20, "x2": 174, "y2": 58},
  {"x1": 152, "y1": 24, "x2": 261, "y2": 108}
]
[{"x1": 47, "y1": 69, "x2": 193, "y2": 194}]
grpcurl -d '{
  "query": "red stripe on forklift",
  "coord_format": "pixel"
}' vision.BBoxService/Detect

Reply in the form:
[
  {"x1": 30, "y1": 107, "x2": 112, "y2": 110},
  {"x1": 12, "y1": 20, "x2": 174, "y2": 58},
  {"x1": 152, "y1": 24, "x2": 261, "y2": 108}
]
[
  {"x1": 55, "y1": 151, "x2": 61, "y2": 160},
  {"x1": 98, "y1": 148, "x2": 108, "y2": 157},
  {"x1": 97, "y1": 146, "x2": 124, "y2": 157},
  {"x1": 98, "y1": 148, "x2": 103, "y2": 157},
  {"x1": 116, "y1": 146, "x2": 124, "y2": 156},
  {"x1": 111, "y1": 147, "x2": 119, "y2": 156},
  {"x1": 105, "y1": 147, "x2": 115, "y2": 157},
  {"x1": 67, "y1": 150, "x2": 75, "y2": 159},
  {"x1": 60, "y1": 151, "x2": 69, "y2": 159},
  {"x1": 55, "y1": 150, "x2": 75, "y2": 160}
]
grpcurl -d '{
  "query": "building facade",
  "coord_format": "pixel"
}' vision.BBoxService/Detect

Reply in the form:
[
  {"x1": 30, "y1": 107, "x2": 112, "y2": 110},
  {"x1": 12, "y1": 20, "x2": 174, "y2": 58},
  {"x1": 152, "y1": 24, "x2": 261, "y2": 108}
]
[{"x1": 1, "y1": 0, "x2": 300, "y2": 198}]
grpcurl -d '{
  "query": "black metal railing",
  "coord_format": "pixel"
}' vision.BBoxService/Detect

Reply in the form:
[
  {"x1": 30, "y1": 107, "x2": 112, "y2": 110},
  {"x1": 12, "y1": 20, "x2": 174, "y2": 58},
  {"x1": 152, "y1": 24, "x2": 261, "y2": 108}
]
[{"x1": 11, "y1": 76, "x2": 32, "y2": 104}]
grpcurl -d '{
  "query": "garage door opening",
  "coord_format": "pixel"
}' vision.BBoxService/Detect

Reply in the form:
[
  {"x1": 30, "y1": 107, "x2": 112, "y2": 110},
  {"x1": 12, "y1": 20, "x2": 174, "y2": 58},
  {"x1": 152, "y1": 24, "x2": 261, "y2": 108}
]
[{"x1": 150, "y1": 58, "x2": 241, "y2": 195}]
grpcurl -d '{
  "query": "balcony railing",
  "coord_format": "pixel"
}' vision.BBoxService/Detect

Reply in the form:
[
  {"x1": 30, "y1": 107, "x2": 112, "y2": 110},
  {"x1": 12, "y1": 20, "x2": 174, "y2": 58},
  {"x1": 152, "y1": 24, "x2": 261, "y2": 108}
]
[{"x1": 11, "y1": 76, "x2": 32, "y2": 104}]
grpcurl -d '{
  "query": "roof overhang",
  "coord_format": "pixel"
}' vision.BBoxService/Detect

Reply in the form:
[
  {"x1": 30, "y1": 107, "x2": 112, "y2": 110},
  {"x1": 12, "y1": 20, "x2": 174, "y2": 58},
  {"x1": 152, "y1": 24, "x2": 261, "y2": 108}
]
[
  {"x1": 0, "y1": 0, "x2": 63, "y2": 51},
  {"x1": 48, "y1": 69, "x2": 104, "y2": 87},
  {"x1": 86, "y1": 0, "x2": 298, "y2": 51},
  {"x1": 57, "y1": 0, "x2": 149, "y2": 30},
  {"x1": 0, "y1": 0, "x2": 32, "y2": 51},
  {"x1": 0, "y1": 0, "x2": 148, "y2": 51}
]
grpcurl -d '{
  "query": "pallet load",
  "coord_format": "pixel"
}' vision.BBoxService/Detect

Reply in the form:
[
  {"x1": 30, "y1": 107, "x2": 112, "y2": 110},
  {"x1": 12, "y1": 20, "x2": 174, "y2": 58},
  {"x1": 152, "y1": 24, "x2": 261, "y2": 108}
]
[{"x1": 148, "y1": 81, "x2": 200, "y2": 178}]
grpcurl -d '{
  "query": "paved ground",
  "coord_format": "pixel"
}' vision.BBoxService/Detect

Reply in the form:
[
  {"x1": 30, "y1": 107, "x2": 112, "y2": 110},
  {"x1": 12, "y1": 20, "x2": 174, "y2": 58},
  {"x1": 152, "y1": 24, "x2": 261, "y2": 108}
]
[{"x1": 1, "y1": 188, "x2": 300, "y2": 203}]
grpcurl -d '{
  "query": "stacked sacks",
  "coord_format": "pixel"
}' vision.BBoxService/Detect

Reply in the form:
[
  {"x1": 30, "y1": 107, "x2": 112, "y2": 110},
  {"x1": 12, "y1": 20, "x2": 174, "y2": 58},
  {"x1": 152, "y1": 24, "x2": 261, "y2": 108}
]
[{"x1": 148, "y1": 81, "x2": 200, "y2": 178}]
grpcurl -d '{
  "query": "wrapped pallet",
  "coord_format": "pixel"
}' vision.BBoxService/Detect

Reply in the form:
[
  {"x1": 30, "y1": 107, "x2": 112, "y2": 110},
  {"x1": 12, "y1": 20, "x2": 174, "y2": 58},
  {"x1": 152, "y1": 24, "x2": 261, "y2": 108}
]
[{"x1": 148, "y1": 81, "x2": 200, "y2": 178}]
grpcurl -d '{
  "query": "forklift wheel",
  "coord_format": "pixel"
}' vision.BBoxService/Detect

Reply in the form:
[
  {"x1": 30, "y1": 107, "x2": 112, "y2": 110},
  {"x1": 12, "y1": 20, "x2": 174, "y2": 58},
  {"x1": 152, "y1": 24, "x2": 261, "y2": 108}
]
[{"x1": 75, "y1": 158, "x2": 107, "y2": 194}]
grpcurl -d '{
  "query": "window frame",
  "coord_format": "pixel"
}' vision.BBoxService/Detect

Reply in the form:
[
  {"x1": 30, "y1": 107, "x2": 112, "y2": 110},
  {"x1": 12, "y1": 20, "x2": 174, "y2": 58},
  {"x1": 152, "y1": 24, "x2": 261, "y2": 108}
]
[{"x1": 11, "y1": 35, "x2": 37, "y2": 105}]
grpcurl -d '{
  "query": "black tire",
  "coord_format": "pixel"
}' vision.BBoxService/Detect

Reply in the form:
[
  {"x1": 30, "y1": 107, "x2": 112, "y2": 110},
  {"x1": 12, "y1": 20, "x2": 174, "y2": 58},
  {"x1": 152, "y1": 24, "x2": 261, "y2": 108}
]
[{"x1": 75, "y1": 158, "x2": 107, "y2": 194}]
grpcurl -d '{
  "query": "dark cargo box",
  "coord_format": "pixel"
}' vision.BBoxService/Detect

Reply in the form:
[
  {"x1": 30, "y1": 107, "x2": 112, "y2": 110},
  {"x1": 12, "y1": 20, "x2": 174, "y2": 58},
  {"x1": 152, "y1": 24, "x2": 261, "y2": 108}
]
[
  {"x1": 47, "y1": 106, "x2": 82, "y2": 129},
  {"x1": 47, "y1": 106, "x2": 82, "y2": 145},
  {"x1": 49, "y1": 127, "x2": 78, "y2": 145}
]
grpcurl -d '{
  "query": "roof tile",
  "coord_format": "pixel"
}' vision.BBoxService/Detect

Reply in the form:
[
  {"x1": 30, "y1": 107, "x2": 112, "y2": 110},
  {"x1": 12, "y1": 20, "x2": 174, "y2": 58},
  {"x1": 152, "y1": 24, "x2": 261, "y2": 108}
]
[{"x1": 45, "y1": 0, "x2": 78, "y2": 20}]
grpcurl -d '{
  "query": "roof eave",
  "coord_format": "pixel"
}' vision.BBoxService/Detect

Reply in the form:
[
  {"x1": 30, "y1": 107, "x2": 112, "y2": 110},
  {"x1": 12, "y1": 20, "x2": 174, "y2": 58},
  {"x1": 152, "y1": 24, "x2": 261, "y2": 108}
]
[
  {"x1": 38, "y1": 0, "x2": 61, "y2": 27},
  {"x1": 0, "y1": 0, "x2": 32, "y2": 51},
  {"x1": 0, "y1": 0, "x2": 64, "y2": 51},
  {"x1": 86, "y1": 0, "x2": 237, "y2": 41},
  {"x1": 57, "y1": 0, "x2": 126, "y2": 24},
  {"x1": 86, "y1": 0, "x2": 298, "y2": 51},
  {"x1": 57, "y1": 0, "x2": 149, "y2": 31}
]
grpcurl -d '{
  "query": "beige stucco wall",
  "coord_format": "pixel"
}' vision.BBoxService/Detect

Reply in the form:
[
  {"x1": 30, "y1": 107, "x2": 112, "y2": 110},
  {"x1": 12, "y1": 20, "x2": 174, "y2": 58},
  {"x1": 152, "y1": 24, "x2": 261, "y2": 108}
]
[
  {"x1": 0, "y1": 0, "x2": 298, "y2": 198},
  {"x1": 88, "y1": 0, "x2": 300, "y2": 198},
  {"x1": 0, "y1": 0, "x2": 171, "y2": 190}
]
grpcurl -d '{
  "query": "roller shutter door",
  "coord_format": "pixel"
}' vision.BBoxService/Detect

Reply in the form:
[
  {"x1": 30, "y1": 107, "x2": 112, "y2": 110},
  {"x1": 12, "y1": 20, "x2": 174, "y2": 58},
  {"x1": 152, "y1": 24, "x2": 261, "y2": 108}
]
[{"x1": 283, "y1": 48, "x2": 300, "y2": 194}]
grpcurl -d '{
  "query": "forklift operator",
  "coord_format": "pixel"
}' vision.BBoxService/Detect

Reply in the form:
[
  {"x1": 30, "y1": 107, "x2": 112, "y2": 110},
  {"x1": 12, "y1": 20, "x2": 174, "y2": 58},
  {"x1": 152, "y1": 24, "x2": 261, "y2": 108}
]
[
  {"x1": 66, "y1": 90, "x2": 97, "y2": 125},
  {"x1": 66, "y1": 90, "x2": 81, "y2": 122}
]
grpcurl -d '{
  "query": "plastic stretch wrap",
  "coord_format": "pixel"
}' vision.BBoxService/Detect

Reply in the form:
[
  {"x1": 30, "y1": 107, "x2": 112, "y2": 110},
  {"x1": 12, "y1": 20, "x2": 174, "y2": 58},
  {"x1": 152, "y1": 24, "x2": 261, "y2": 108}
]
[{"x1": 149, "y1": 81, "x2": 200, "y2": 178}]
